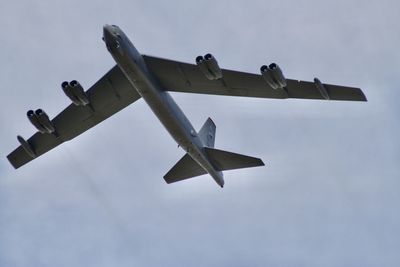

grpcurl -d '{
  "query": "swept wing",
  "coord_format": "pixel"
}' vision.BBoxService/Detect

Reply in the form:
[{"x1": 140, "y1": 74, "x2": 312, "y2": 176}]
[
  {"x1": 143, "y1": 55, "x2": 367, "y2": 101},
  {"x1": 8, "y1": 65, "x2": 141, "y2": 168},
  {"x1": 8, "y1": 54, "x2": 366, "y2": 169}
]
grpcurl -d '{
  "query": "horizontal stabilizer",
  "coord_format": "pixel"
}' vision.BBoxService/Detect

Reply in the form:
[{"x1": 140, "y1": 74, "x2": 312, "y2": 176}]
[
  {"x1": 204, "y1": 147, "x2": 265, "y2": 171},
  {"x1": 164, "y1": 153, "x2": 207, "y2": 184}
]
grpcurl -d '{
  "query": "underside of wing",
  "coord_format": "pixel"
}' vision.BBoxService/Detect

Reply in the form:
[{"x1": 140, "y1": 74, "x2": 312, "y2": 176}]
[
  {"x1": 7, "y1": 65, "x2": 141, "y2": 169},
  {"x1": 143, "y1": 55, "x2": 367, "y2": 102}
]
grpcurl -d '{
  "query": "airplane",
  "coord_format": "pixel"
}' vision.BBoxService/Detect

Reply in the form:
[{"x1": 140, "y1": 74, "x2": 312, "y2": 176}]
[{"x1": 7, "y1": 25, "x2": 367, "y2": 188}]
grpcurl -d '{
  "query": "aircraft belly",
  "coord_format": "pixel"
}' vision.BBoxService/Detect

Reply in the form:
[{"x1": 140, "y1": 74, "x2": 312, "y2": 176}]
[
  {"x1": 115, "y1": 51, "x2": 223, "y2": 186},
  {"x1": 133, "y1": 79, "x2": 196, "y2": 151},
  {"x1": 133, "y1": 79, "x2": 222, "y2": 183}
]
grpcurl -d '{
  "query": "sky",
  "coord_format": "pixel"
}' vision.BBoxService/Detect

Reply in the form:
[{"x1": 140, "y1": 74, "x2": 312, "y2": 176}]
[{"x1": 0, "y1": 0, "x2": 399, "y2": 266}]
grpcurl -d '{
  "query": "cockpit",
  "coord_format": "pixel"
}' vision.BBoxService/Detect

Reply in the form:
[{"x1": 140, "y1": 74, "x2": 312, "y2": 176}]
[{"x1": 103, "y1": 24, "x2": 123, "y2": 52}]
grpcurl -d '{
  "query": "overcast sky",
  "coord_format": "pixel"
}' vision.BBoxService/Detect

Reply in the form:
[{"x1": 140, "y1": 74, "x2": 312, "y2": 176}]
[{"x1": 1, "y1": 0, "x2": 399, "y2": 266}]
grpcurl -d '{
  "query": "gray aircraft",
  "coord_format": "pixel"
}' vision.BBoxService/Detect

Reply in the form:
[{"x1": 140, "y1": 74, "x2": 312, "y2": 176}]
[{"x1": 7, "y1": 25, "x2": 367, "y2": 187}]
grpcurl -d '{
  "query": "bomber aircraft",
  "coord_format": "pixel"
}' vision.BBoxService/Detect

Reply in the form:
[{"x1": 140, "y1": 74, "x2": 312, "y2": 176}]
[{"x1": 7, "y1": 25, "x2": 367, "y2": 187}]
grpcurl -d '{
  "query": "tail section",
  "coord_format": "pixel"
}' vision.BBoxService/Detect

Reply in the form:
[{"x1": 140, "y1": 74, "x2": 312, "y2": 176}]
[
  {"x1": 204, "y1": 147, "x2": 265, "y2": 171},
  {"x1": 199, "y1": 117, "x2": 216, "y2": 148},
  {"x1": 163, "y1": 117, "x2": 265, "y2": 186}
]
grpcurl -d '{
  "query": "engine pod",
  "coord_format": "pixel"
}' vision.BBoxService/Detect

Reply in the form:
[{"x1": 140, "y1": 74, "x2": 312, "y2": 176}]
[
  {"x1": 35, "y1": 109, "x2": 55, "y2": 133},
  {"x1": 70, "y1": 80, "x2": 89, "y2": 106},
  {"x1": 62, "y1": 81, "x2": 81, "y2": 105},
  {"x1": 260, "y1": 65, "x2": 279, "y2": 90},
  {"x1": 27, "y1": 110, "x2": 47, "y2": 133},
  {"x1": 196, "y1": 56, "x2": 215, "y2": 80},
  {"x1": 196, "y1": 54, "x2": 223, "y2": 80},
  {"x1": 268, "y1": 63, "x2": 287, "y2": 88},
  {"x1": 62, "y1": 80, "x2": 89, "y2": 106},
  {"x1": 204, "y1": 54, "x2": 223, "y2": 80}
]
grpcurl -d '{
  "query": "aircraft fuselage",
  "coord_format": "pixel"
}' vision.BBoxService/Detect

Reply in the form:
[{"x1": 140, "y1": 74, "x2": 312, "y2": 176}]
[{"x1": 103, "y1": 25, "x2": 224, "y2": 187}]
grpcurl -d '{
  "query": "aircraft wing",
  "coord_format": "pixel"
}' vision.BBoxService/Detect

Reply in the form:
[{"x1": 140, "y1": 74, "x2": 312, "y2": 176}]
[
  {"x1": 143, "y1": 55, "x2": 367, "y2": 101},
  {"x1": 7, "y1": 65, "x2": 141, "y2": 169}
]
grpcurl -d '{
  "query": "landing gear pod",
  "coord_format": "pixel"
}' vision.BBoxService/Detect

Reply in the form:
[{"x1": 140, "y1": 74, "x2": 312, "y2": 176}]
[
  {"x1": 62, "y1": 80, "x2": 89, "y2": 106},
  {"x1": 314, "y1": 78, "x2": 330, "y2": 100},
  {"x1": 17, "y1": 135, "x2": 36, "y2": 158},
  {"x1": 260, "y1": 63, "x2": 287, "y2": 89},
  {"x1": 196, "y1": 54, "x2": 223, "y2": 80}
]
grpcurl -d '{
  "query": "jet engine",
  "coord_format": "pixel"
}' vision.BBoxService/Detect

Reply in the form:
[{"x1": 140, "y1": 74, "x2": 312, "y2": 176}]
[
  {"x1": 62, "y1": 80, "x2": 89, "y2": 106},
  {"x1": 27, "y1": 110, "x2": 46, "y2": 133},
  {"x1": 196, "y1": 54, "x2": 223, "y2": 80},
  {"x1": 260, "y1": 63, "x2": 287, "y2": 89},
  {"x1": 27, "y1": 109, "x2": 55, "y2": 134}
]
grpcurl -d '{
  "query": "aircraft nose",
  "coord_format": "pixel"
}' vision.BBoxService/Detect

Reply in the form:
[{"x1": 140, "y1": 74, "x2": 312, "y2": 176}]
[
  {"x1": 102, "y1": 24, "x2": 113, "y2": 43},
  {"x1": 103, "y1": 24, "x2": 121, "y2": 53},
  {"x1": 103, "y1": 24, "x2": 124, "y2": 55}
]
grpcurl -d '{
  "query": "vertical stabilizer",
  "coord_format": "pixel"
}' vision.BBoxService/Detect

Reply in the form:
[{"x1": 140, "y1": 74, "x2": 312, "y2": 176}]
[{"x1": 199, "y1": 117, "x2": 216, "y2": 147}]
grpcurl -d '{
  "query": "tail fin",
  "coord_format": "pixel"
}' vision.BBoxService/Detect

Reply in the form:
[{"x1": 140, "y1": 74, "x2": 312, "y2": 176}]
[
  {"x1": 164, "y1": 118, "x2": 264, "y2": 185},
  {"x1": 204, "y1": 147, "x2": 265, "y2": 171},
  {"x1": 164, "y1": 117, "x2": 216, "y2": 184},
  {"x1": 199, "y1": 117, "x2": 216, "y2": 148}
]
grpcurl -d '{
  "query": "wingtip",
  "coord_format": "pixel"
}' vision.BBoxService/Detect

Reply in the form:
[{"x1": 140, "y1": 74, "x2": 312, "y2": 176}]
[
  {"x1": 256, "y1": 157, "x2": 266, "y2": 167},
  {"x1": 207, "y1": 117, "x2": 216, "y2": 127},
  {"x1": 357, "y1": 88, "x2": 368, "y2": 102},
  {"x1": 7, "y1": 153, "x2": 20, "y2": 169}
]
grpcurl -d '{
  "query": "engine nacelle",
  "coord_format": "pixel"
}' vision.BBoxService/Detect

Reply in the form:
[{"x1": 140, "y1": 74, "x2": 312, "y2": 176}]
[
  {"x1": 196, "y1": 56, "x2": 215, "y2": 80},
  {"x1": 62, "y1": 80, "x2": 89, "y2": 106},
  {"x1": 196, "y1": 54, "x2": 223, "y2": 80},
  {"x1": 260, "y1": 63, "x2": 287, "y2": 89},
  {"x1": 204, "y1": 54, "x2": 223, "y2": 80},
  {"x1": 27, "y1": 110, "x2": 46, "y2": 133},
  {"x1": 27, "y1": 109, "x2": 55, "y2": 134},
  {"x1": 35, "y1": 109, "x2": 55, "y2": 133}
]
